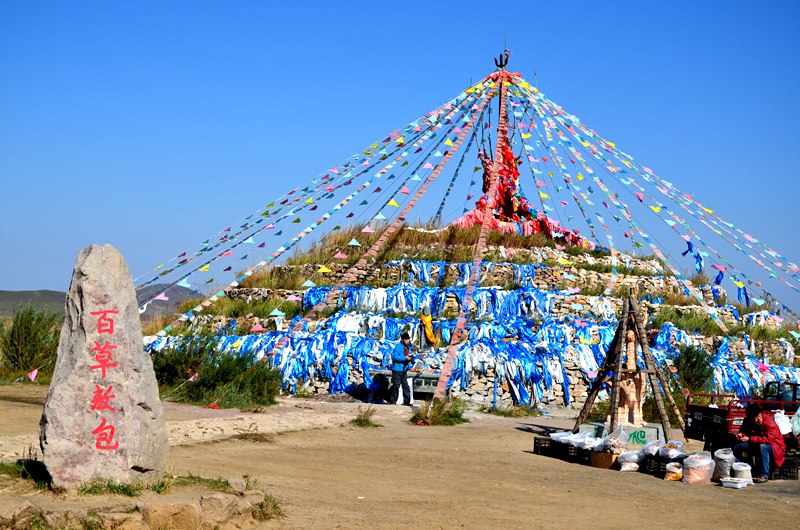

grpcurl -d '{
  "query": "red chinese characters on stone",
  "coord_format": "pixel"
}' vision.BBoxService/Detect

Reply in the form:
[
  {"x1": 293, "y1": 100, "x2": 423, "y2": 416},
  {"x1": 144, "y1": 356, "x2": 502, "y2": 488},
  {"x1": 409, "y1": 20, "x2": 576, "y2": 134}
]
[
  {"x1": 90, "y1": 385, "x2": 116, "y2": 412},
  {"x1": 91, "y1": 418, "x2": 120, "y2": 450},
  {"x1": 89, "y1": 308, "x2": 121, "y2": 451},
  {"x1": 90, "y1": 341, "x2": 118, "y2": 378},
  {"x1": 90, "y1": 309, "x2": 118, "y2": 335}
]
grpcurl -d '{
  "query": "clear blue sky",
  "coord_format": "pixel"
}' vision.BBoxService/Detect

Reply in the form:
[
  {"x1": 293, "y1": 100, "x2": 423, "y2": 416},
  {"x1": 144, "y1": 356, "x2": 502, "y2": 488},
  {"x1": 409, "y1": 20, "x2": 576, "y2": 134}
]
[{"x1": 1, "y1": 0, "x2": 798, "y2": 292}]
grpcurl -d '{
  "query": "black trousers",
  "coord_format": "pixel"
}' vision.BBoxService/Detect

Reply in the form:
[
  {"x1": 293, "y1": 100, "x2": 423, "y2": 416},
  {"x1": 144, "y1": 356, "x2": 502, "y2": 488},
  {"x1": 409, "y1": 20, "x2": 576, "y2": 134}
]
[{"x1": 390, "y1": 370, "x2": 411, "y2": 405}]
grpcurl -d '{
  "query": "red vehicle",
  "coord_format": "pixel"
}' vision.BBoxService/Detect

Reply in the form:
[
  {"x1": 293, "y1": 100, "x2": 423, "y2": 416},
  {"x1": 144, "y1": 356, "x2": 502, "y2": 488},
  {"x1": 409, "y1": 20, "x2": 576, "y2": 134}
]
[{"x1": 685, "y1": 381, "x2": 800, "y2": 452}]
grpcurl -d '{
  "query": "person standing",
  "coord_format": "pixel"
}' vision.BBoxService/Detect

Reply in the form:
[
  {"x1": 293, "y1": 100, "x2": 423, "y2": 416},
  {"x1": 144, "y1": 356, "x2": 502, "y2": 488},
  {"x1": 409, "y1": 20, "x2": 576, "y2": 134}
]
[
  {"x1": 390, "y1": 332, "x2": 413, "y2": 406},
  {"x1": 733, "y1": 403, "x2": 786, "y2": 483}
]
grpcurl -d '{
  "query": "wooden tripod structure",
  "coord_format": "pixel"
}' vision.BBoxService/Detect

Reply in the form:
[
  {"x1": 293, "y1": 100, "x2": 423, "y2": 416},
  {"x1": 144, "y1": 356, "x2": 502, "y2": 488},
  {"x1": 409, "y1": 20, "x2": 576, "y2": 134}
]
[{"x1": 572, "y1": 290, "x2": 686, "y2": 439}]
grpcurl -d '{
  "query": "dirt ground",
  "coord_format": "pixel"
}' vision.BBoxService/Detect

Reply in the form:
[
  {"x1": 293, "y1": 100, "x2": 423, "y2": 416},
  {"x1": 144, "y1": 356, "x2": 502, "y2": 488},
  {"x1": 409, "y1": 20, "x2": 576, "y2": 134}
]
[{"x1": 1, "y1": 384, "x2": 799, "y2": 529}]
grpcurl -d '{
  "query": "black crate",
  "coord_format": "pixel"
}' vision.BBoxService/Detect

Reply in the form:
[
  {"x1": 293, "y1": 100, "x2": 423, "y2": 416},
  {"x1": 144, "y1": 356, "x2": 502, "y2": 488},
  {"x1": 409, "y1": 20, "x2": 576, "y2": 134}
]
[
  {"x1": 772, "y1": 456, "x2": 799, "y2": 480},
  {"x1": 641, "y1": 454, "x2": 686, "y2": 478},
  {"x1": 577, "y1": 447, "x2": 592, "y2": 465},
  {"x1": 533, "y1": 436, "x2": 553, "y2": 456},
  {"x1": 565, "y1": 444, "x2": 579, "y2": 462}
]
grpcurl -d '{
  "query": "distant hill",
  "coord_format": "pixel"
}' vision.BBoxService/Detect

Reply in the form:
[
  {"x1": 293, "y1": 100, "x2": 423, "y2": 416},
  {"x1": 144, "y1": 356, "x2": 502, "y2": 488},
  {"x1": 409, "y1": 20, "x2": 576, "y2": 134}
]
[
  {"x1": 0, "y1": 290, "x2": 65, "y2": 317},
  {"x1": 0, "y1": 285, "x2": 203, "y2": 320}
]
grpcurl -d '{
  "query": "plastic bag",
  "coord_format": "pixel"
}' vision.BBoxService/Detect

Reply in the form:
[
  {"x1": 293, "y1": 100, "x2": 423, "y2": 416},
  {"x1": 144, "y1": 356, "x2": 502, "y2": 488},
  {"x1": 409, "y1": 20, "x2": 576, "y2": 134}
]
[
  {"x1": 577, "y1": 435, "x2": 602, "y2": 450},
  {"x1": 792, "y1": 412, "x2": 800, "y2": 437},
  {"x1": 619, "y1": 462, "x2": 639, "y2": 472},
  {"x1": 682, "y1": 453, "x2": 715, "y2": 484},
  {"x1": 664, "y1": 462, "x2": 683, "y2": 481},
  {"x1": 602, "y1": 425, "x2": 629, "y2": 454},
  {"x1": 643, "y1": 439, "x2": 663, "y2": 456},
  {"x1": 774, "y1": 410, "x2": 792, "y2": 436},
  {"x1": 733, "y1": 462, "x2": 753, "y2": 485},
  {"x1": 658, "y1": 440, "x2": 684, "y2": 460},
  {"x1": 712, "y1": 448, "x2": 735, "y2": 481},
  {"x1": 618, "y1": 450, "x2": 645, "y2": 464}
]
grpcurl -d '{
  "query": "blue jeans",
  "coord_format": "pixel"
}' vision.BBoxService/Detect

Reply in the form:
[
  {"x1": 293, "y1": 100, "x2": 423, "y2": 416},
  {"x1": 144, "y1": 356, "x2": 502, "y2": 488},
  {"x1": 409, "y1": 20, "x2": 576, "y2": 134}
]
[{"x1": 732, "y1": 441, "x2": 774, "y2": 478}]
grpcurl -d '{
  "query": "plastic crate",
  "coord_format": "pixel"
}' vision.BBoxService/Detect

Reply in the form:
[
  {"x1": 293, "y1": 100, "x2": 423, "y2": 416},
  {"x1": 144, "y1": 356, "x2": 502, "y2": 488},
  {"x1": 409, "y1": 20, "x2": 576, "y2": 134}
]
[
  {"x1": 771, "y1": 456, "x2": 799, "y2": 480},
  {"x1": 564, "y1": 444, "x2": 579, "y2": 462},
  {"x1": 533, "y1": 436, "x2": 553, "y2": 456},
  {"x1": 641, "y1": 454, "x2": 686, "y2": 478}
]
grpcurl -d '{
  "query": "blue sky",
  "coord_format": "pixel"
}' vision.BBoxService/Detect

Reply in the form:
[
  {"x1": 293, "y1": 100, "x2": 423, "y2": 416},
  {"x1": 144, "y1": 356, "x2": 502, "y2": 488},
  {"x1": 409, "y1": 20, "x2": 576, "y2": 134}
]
[{"x1": 1, "y1": 0, "x2": 798, "y2": 293}]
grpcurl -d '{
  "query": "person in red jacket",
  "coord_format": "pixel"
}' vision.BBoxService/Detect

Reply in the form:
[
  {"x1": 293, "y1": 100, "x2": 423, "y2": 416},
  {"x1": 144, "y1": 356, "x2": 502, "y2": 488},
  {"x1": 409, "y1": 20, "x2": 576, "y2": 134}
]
[{"x1": 732, "y1": 403, "x2": 786, "y2": 483}]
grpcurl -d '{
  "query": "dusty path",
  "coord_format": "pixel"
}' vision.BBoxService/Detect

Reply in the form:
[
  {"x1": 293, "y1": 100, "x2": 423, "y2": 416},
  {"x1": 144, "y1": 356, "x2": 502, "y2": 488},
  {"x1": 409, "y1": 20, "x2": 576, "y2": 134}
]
[{"x1": 1, "y1": 384, "x2": 798, "y2": 529}]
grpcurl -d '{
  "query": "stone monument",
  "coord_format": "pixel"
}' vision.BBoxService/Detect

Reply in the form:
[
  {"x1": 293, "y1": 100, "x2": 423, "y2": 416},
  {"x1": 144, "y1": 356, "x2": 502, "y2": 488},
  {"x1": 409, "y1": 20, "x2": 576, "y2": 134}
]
[{"x1": 40, "y1": 244, "x2": 168, "y2": 489}]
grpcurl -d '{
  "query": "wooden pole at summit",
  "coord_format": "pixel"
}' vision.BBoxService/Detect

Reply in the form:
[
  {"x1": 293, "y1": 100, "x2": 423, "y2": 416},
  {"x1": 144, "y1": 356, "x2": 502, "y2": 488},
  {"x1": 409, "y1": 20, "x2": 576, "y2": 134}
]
[{"x1": 433, "y1": 70, "x2": 511, "y2": 401}]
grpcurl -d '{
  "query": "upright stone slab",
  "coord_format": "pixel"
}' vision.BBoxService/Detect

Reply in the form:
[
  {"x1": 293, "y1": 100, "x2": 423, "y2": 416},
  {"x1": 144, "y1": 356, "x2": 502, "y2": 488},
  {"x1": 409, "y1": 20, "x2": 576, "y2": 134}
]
[{"x1": 40, "y1": 244, "x2": 168, "y2": 489}]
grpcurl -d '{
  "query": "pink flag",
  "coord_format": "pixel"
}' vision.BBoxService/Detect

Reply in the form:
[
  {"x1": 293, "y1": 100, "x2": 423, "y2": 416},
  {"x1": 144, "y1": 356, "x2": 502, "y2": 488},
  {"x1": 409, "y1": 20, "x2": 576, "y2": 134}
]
[
  {"x1": 634, "y1": 192, "x2": 645, "y2": 202},
  {"x1": 154, "y1": 292, "x2": 169, "y2": 301},
  {"x1": 333, "y1": 252, "x2": 348, "y2": 259},
  {"x1": 325, "y1": 185, "x2": 334, "y2": 192},
  {"x1": 362, "y1": 226, "x2": 375, "y2": 233},
  {"x1": 27, "y1": 368, "x2": 38, "y2": 382},
  {"x1": 567, "y1": 287, "x2": 581, "y2": 294},
  {"x1": 250, "y1": 323, "x2": 265, "y2": 332},
  {"x1": 423, "y1": 162, "x2": 434, "y2": 170},
  {"x1": 187, "y1": 373, "x2": 197, "y2": 382},
  {"x1": 221, "y1": 250, "x2": 233, "y2": 257},
  {"x1": 400, "y1": 187, "x2": 410, "y2": 194},
  {"x1": 286, "y1": 294, "x2": 302, "y2": 301}
]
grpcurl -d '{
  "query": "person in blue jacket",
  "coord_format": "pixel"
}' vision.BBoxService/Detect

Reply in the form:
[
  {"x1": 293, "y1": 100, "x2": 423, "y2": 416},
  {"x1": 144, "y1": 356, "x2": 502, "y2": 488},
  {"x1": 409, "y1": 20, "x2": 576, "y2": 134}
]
[{"x1": 390, "y1": 332, "x2": 413, "y2": 406}]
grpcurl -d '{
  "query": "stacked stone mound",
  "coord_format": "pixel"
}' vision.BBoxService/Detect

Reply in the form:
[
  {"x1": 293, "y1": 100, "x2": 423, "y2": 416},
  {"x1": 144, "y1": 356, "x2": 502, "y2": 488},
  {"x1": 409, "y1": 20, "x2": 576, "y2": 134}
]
[{"x1": 166, "y1": 238, "x2": 795, "y2": 408}]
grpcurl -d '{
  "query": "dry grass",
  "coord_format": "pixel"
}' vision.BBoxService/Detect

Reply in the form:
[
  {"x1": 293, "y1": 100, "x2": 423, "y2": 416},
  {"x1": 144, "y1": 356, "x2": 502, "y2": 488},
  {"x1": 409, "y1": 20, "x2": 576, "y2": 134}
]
[{"x1": 282, "y1": 222, "x2": 609, "y2": 268}]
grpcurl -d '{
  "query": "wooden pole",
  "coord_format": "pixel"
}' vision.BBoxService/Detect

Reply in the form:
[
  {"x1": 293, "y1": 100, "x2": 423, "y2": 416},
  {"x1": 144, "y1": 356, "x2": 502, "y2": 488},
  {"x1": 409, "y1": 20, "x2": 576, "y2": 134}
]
[
  {"x1": 433, "y1": 72, "x2": 510, "y2": 401},
  {"x1": 572, "y1": 322, "x2": 620, "y2": 432},
  {"x1": 629, "y1": 295, "x2": 673, "y2": 440},
  {"x1": 607, "y1": 298, "x2": 629, "y2": 432}
]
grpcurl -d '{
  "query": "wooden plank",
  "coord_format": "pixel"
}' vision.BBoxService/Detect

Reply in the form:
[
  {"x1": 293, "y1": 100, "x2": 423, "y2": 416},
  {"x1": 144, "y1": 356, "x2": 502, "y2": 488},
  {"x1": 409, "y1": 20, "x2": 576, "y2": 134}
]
[
  {"x1": 607, "y1": 298, "x2": 629, "y2": 431},
  {"x1": 629, "y1": 295, "x2": 673, "y2": 439},
  {"x1": 433, "y1": 76, "x2": 510, "y2": 401}
]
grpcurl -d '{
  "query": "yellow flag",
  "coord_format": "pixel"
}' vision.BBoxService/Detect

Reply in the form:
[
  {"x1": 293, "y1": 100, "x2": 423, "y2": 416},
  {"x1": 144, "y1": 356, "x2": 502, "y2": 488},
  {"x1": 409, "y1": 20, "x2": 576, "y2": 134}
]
[
  {"x1": 305, "y1": 198, "x2": 313, "y2": 204},
  {"x1": 444, "y1": 138, "x2": 454, "y2": 147},
  {"x1": 577, "y1": 172, "x2": 584, "y2": 181},
  {"x1": 581, "y1": 142, "x2": 590, "y2": 147},
  {"x1": 200, "y1": 264, "x2": 210, "y2": 272},
  {"x1": 521, "y1": 133, "x2": 532, "y2": 139},
  {"x1": 607, "y1": 141, "x2": 616, "y2": 147},
  {"x1": 153, "y1": 264, "x2": 164, "y2": 270},
  {"x1": 519, "y1": 80, "x2": 530, "y2": 88},
  {"x1": 733, "y1": 280, "x2": 745, "y2": 288},
  {"x1": 539, "y1": 192, "x2": 550, "y2": 199},
  {"x1": 703, "y1": 207, "x2": 714, "y2": 214},
  {"x1": 370, "y1": 142, "x2": 378, "y2": 148},
  {"x1": 558, "y1": 257, "x2": 574, "y2": 266},
  {"x1": 318, "y1": 265, "x2": 332, "y2": 273},
  {"x1": 649, "y1": 205, "x2": 662, "y2": 213},
  {"x1": 548, "y1": 172, "x2": 553, "y2": 178},
  {"x1": 395, "y1": 136, "x2": 404, "y2": 143},
  {"x1": 388, "y1": 199, "x2": 400, "y2": 207}
]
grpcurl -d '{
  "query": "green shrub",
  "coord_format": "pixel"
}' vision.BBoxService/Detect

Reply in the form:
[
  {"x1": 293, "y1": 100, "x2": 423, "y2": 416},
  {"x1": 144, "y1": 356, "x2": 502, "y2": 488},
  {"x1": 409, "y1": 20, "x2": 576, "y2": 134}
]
[
  {"x1": 153, "y1": 337, "x2": 281, "y2": 410},
  {"x1": 0, "y1": 304, "x2": 62, "y2": 376},
  {"x1": 672, "y1": 344, "x2": 714, "y2": 394},
  {"x1": 411, "y1": 398, "x2": 469, "y2": 426},
  {"x1": 350, "y1": 405, "x2": 381, "y2": 428}
]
